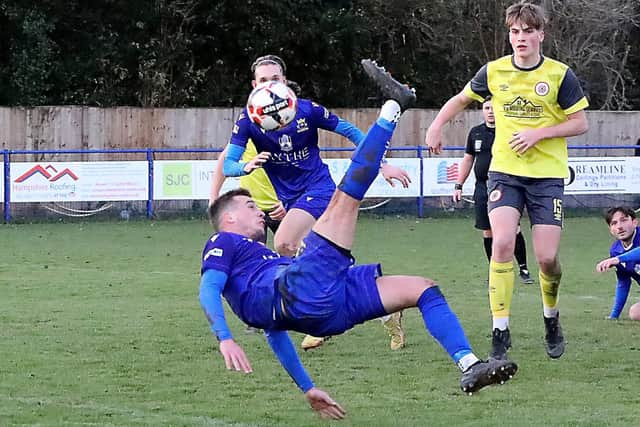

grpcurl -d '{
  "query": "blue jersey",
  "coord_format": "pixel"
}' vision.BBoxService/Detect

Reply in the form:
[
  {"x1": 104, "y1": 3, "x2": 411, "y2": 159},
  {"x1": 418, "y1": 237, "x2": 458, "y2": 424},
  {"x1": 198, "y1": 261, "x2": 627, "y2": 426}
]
[
  {"x1": 607, "y1": 227, "x2": 640, "y2": 318},
  {"x1": 229, "y1": 99, "x2": 339, "y2": 204},
  {"x1": 610, "y1": 227, "x2": 640, "y2": 282},
  {"x1": 201, "y1": 231, "x2": 291, "y2": 328}
]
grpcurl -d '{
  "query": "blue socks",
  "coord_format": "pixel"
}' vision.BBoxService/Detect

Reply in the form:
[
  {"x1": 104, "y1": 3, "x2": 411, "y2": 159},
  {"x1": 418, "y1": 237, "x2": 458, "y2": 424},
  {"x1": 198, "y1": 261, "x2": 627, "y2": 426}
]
[
  {"x1": 338, "y1": 120, "x2": 393, "y2": 200},
  {"x1": 417, "y1": 286, "x2": 473, "y2": 365}
]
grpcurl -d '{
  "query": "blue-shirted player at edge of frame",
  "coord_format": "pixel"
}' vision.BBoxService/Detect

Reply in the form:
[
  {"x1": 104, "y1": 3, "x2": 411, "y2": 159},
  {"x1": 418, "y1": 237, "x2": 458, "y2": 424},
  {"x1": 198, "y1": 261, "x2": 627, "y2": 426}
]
[
  {"x1": 199, "y1": 61, "x2": 518, "y2": 420},
  {"x1": 595, "y1": 206, "x2": 640, "y2": 321}
]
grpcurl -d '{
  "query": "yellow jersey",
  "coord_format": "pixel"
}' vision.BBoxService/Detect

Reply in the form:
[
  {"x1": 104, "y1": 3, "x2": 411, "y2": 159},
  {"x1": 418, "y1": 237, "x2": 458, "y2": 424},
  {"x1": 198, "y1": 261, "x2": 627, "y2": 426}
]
[
  {"x1": 239, "y1": 140, "x2": 279, "y2": 211},
  {"x1": 464, "y1": 55, "x2": 589, "y2": 178}
]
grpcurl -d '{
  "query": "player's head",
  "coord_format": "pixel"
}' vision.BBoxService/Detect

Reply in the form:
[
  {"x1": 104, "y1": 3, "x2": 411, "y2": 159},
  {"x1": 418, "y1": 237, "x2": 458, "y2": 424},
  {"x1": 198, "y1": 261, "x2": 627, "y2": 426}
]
[
  {"x1": 482, "y1": 96, "x2": 495, "y2": 127},
  {"x1": 604, "y1": 206, "x2": 637, "y2": 243},
  {"x1": 208, "y1": 188, "x2": 266, "y2": 242},
  {"x1": 251, "y1": 54, "x2": 287, "y2": 88},
  {"x1": 506, "y1": 2, "x2": 546, "y2": 60}
]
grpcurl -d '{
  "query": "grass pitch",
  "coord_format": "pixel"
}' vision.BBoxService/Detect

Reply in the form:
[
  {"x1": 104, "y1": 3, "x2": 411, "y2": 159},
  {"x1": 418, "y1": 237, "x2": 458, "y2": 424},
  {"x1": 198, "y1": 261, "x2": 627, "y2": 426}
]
[{"x1": 1, "y1": 215, "x2": 640, "y2": 426}]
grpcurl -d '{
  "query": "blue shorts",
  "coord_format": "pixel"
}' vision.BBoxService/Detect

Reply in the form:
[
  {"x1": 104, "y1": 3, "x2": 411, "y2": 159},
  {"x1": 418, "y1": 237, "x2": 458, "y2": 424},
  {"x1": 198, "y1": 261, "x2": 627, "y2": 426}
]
[
  {"x1": 282, "y1": 176, "x2": 335, "y2": 220},
  {"x1": 273, "y1": 231, "x2": 387, "y2": 336}
]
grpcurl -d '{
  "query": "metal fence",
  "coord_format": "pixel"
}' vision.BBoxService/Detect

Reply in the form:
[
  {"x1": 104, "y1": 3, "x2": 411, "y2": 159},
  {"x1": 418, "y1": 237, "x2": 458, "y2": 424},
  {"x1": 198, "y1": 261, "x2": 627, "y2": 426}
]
[{"x1": 3, "y1": 144, "x2": 640, "y2": 223}]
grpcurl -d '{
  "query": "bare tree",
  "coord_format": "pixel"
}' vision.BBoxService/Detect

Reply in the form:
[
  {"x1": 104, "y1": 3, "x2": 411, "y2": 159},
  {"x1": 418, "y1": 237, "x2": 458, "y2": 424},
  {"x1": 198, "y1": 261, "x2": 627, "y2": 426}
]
[{"x1": 543, "y1": 0, "x2": 640, "y2": 110}]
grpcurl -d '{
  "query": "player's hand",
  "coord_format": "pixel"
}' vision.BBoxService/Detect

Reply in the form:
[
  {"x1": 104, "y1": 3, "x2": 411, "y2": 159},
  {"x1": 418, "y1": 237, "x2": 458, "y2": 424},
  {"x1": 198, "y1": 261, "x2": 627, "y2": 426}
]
[
  {"x1": 268, "y1": 201, "x2": 286, "y2": 221},
  {"x1": 243, "y1": 152, "x2": 271, "y2": 174},
  {"x1": 380, "y1": 163, "x2": 411, "y2": 188},
  {"x1": 305, "y1": 387, "x2": 346, "y2": 420},
  {"x1": 219, "y1": 339, "x2": 253, "y2": 373},
  {"x1": 508, "y1": 129, "x2": 543, "y2": 155},
  {"x1": 452, "y1": 189, "x2": 462, "y2": 203},
  {"x1": 596, "y1": 257, "x2": 620, "y2": 272},
  {"x1": 425, "y1": 125, "x2": 443, "y2": 155}
]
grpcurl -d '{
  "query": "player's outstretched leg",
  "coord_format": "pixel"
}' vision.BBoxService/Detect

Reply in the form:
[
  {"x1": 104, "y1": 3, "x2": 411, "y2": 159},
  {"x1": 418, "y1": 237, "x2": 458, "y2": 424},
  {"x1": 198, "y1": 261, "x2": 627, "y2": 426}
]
[
  {"x1": 361, "y1": 59, "x2": 416, "y2": 112},
  {"x1": 314, "y1": 66, "x2": 416, "y2": 249},
  {"x1": 413, "y1": 284, "x2": 517, "y2": 394},
  {"x1": 377, "y1": 277, "x2": 517, "y2": 394},
  {"x1": 460, "y1": 358, "x2": 518, "y2": 394}
]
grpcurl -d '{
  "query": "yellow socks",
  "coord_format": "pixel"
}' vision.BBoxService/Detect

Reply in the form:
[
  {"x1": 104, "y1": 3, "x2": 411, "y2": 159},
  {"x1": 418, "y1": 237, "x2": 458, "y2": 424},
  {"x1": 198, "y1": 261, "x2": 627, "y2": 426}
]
[
  {"x1": 489, "y1": 260, "x2": 515, "y2": 319},
  {"x1": 539, "y1": 270, "x2": 562, "y2": 315}
]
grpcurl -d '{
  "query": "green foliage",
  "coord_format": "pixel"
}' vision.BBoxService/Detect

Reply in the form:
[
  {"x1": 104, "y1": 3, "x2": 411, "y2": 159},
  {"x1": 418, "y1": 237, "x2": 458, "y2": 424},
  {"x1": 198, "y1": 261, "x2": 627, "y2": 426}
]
[
  {"x1": 2, "y1": 217, "x2": 640, "y2": 425},
  {"x1": 4, "y1": 6, "x2": 56, "y2": 106},
  {"x1": 0, "y1": 0, "x2": 639, "y2": 108}
]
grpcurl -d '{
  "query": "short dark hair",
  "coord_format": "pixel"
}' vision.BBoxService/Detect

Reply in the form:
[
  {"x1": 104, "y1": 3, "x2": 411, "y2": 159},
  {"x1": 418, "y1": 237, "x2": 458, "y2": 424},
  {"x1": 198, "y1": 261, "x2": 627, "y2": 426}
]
[
  {"x1": 208, "y1": 188, "x2": 252, "y2": 230},
  {"x1": 251, "y1": 54, "x2": 287, "y2": 75},
  {"x1": 506, "y1": 2, "x2": 546, "y2": 30},
  {"x1": 604, "y1": 206, "x2": 636, "y2": 225}
]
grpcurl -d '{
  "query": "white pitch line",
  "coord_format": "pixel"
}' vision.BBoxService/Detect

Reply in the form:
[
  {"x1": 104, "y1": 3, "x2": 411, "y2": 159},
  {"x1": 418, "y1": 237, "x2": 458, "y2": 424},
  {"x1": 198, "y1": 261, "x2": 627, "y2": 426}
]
[{"x1": 1, "y1": 395, "x2": 261, "y2": 427}]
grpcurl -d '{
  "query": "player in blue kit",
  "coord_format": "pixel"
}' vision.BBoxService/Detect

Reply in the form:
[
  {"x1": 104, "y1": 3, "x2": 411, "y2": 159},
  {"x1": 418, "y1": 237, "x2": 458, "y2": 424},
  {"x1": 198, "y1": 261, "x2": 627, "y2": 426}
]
[
  {"x1": 223, "y1": 54, "x2": 409, "y2": 350},
  {"x1": 223, "y1": 54, "x2": 410, "y2": 258},
  {"x1": 595, "y1": 206, "x2": 640, "y2": 320},
  {"x1": 200, "y1": 62, "x2": 517, "y2": 419}
]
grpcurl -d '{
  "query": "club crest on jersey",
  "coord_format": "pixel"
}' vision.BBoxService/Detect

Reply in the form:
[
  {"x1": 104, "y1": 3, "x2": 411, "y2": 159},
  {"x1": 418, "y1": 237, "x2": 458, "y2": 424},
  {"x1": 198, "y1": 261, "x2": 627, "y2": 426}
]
[
  {"x1": 535, "y1": 81, "x2": 550, "y2": 96},
  {"x1": 296, "y1": 118, "x2": 309, "y2": 133},
  {"x1": 474, "y1": 139, "x2": 482, "y2": 152},
  {"x1": 634, "y1": 264, "x2": 640, "y2": 274},
  {"x1": 279, "y1": 134, "x2": 293, "y2": 152}
]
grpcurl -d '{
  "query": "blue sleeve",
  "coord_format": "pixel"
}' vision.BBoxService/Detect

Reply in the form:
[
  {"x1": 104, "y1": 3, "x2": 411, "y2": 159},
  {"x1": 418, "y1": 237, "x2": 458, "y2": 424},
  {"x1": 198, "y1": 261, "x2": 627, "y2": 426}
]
[
  {"x1": 610, "y1": 273, "x2": 632, "y2": 319},
  {"x1": 223, "y1": 144, "x2": 248, "y2": 177},
  {"x1": 616, "y1": 246, "x2": 640, "y2": 263},
  {"x1": 333, "y1": 118, "x2": 365, "y2": 146},
  {"x1": 264, "y1": 329, "x2": 314, "y2": 393},
  {"x1": 199, "y1": 269, "x2": 233, "y2": 341}
]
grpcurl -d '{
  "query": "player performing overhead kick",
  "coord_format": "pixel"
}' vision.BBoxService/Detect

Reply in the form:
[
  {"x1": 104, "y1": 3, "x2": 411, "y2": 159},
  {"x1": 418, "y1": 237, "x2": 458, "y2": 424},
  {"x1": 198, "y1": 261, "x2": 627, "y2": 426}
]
[{"x1": 199, "y1": 60, "x2": 517, "y2": 420}]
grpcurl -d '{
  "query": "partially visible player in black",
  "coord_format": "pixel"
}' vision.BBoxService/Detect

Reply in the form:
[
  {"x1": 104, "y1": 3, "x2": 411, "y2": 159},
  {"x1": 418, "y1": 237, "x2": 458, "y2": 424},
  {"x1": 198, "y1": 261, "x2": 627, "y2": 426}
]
[{"x1": 452, "y1": 97, "x2": 534, "y2": 285}]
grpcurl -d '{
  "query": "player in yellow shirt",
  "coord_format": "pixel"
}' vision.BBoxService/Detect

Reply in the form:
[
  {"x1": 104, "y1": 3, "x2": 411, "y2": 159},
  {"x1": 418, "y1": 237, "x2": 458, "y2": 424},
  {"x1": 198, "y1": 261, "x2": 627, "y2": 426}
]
[{"x1": 425, "y1": 1, "x2": 589, "y2": 361}]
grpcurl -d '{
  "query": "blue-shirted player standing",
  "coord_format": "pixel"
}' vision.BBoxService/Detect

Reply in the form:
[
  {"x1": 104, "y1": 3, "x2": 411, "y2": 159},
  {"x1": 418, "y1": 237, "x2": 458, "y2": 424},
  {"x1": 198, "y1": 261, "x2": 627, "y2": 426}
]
[
  {"x1": 200, "y1": 61, "x2": 517, "y2": 420},
  {"x1": 223, "y1": 54, "x2": 409, "y2": 350},
  {"x1": 596, "y1": 206, "x2": 640, "y2": 320}
]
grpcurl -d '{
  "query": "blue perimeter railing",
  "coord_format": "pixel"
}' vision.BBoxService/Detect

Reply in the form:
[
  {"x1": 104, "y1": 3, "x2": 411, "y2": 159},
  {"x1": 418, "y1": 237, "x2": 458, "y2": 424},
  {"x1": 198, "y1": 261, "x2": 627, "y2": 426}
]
[{"x1": 2, "y1": 145, "x2": 639, "y2": 222}]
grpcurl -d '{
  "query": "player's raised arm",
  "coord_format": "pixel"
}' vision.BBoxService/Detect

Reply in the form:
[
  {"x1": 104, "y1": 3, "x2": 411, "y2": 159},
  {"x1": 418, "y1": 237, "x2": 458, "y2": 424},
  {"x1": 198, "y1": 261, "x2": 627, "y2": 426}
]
[
  {"x1": 223, "y1": 143, "x2": 271, "y2": 177},
  {"x1": 199, "y1": 269, "x2": 252, "y2": 373},
  {"x1": 209, "y1": 147, "x2": 228, "y2": 206}
]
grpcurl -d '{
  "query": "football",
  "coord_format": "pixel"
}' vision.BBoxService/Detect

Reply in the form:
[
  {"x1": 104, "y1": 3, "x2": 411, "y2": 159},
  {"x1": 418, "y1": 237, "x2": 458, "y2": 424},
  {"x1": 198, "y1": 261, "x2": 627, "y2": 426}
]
[{"x1": 246, "y1": 81, "x2": 297, "y2": 131}]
